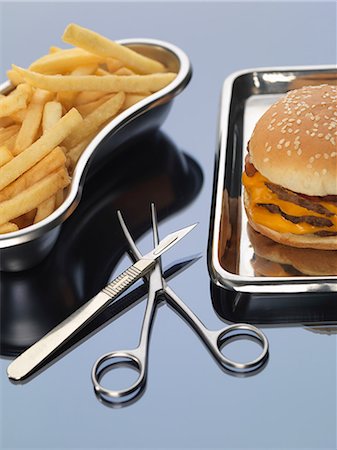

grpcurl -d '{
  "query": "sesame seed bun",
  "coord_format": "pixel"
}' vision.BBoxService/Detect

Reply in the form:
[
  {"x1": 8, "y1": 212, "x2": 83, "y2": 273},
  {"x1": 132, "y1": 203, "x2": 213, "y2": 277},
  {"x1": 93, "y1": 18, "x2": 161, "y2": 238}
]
[
  {"x1": 244, "y1": 191, "x2": 337, "y2": 250},
  {"x1": 247, "y1": 224, "x2": 337, "y2": 276},
  {"x1": 249, "y1": 84, "x2": 337, "y2": 196}
]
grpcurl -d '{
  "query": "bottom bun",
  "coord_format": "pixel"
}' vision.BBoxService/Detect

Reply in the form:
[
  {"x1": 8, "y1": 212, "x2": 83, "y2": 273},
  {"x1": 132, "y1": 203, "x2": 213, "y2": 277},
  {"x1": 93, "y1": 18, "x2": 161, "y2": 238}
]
[
  {"x1": 244, "y1": 191, "x2": 337, "y2": 250},
  {"x1": 248, "y1": 225, "x2": 337, "y2": 276}
]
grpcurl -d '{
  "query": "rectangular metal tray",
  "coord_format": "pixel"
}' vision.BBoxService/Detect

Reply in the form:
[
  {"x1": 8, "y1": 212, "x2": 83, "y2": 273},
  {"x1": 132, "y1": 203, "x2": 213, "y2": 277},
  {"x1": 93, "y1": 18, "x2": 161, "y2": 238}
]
[{"x1": 209, "y1": 65, "x2": 337, "y2": 294}]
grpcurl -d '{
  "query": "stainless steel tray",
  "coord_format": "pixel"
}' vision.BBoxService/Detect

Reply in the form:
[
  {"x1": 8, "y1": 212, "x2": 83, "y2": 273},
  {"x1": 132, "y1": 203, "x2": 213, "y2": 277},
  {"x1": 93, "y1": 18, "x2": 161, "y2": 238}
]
[
  {"x1": 209, "y1": 65, "x2": 337, "y2": 294},
  {"x1": 0, "y1": 38, "x2": 192, "y2": 271}
]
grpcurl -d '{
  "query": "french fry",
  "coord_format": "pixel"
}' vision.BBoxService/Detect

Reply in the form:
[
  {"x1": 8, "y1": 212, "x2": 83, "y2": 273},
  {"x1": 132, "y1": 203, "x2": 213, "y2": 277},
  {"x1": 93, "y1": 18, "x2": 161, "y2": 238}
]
[
  {"x1": 95, "y1": 68, "x2": 111, "y2": 76},
  {"x1": 55, "y1": 189, "x2": 64, "y2": 208},
  {"x1": 63, "y1": 92, "x2": 125, "y2": 148},
  {"x1": 0, "y1": 168, "x2": 70, "y2": 226},
  {"x1": 42, "y1": 101, "x2": 63, "y2": 132},
  {"x1": 10, "y1": 108, "x2": 27, "y2": 123},
  {"x1": 0, "y1": 108, "x2": 82, "y2": 191},
  {"x1": 7, "y1": 69, "x2": 24, "y2": 86},
  {"x1": 67, "y1": 134, "x2": 95, "y2": 170},
  {"x1": 0, "y1": 147, "x2": 66, "y2": 202},
  {"x1": 13, "y1": 66, "x2": 176, "y2": 93},
  {"x1": 74, "y1": 90, "x2": 106, "y2": 106},
  {"x1": 14, "y1": 89, "x2": 55, "y2": 154},
  {"x1": 106, "y1": 58, "x2": 124, "y2": 73},
  {"x1": 0, "y1": 84, "x2": 31, "y2": 117},
  {"x1": 114, "y1": 67, "x2": 135, "y2": 76},
  {"x1": 122, "y1": 93, "x2": 148, "y2": 111},
  {"x1": 75, "y1": 94, "x2": 114, "y2": 117},
  {"x1": 2, "y1": 134, "x2": 18, "y2": 152},
  {"x1": 0, "y1": 146, "x2": 13, "y2": 167},
  {"x1": 0, "y1": 222, "x2": 19, "y2": 234},
  {"x1": 62, "y1": 24, "x2": 165, "y2": 74},
  {"x1": 49, "y1": 46, "x2": 62, "y2": 54},
  {"x1": 29, "y1": 48, "x2": 105, "y2": 74},
  {"x1": 0, "y1": 117, "x2": 15, "y2": 128},
  {"x1": 56, "y1": 64, "x2": 98, "y2": 110},
  {"x1": 0, "y1": 124, "x2": 20, "y2": 144},
  {"x1": 34, "y1": 195, "x2": 56, "y2": 223}
]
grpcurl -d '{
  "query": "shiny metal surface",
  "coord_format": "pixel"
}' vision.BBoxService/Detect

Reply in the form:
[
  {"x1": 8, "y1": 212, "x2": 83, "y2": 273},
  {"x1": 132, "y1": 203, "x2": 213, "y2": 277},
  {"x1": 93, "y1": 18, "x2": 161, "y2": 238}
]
[
  {"x1": 7, "y1": 222, "x2": 195, "y2": 381},
  {"x1": 209, "y1": 65, "x2": 337, "y2": 294},
  {"x1": 0, "y1": 38, "x2": 192, "y2": 271},
  {"x1": 92, "y1": 206, "x2": 268, "y2": 404}
]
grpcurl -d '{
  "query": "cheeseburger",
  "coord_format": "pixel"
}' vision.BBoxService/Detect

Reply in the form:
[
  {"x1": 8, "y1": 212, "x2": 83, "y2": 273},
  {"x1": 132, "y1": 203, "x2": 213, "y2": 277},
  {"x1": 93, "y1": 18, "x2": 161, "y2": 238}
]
[{"x1": 242, "y1": 84, "x2": 337, "y2": 250}]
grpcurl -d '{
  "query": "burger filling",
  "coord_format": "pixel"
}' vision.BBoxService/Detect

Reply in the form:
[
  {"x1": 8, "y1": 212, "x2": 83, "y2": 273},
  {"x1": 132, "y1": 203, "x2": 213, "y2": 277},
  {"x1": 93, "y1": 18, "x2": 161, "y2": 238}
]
[{"x1": 243, "y1": 155, "x2": 337, "y2": 236}]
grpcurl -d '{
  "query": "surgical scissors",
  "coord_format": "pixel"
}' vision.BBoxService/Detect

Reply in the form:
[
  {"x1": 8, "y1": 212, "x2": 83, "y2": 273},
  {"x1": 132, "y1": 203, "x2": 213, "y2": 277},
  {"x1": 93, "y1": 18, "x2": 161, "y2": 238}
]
[{"x1": 92, "y1": 204, "x2": 269, "y2": 402}]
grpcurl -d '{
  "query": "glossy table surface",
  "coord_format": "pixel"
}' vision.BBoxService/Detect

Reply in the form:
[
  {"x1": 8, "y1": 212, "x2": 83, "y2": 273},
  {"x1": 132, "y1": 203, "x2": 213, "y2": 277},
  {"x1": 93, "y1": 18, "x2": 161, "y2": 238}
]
[{"x1": 0, "y1": 2, "x2": 336, "y2": 449}]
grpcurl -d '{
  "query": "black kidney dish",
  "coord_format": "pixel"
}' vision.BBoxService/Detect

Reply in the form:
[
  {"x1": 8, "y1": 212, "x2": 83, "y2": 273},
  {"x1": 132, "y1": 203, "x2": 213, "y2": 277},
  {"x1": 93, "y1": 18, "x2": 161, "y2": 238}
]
[{"x1": 0, "y1": 131, "x2": 203, "y2": 357}]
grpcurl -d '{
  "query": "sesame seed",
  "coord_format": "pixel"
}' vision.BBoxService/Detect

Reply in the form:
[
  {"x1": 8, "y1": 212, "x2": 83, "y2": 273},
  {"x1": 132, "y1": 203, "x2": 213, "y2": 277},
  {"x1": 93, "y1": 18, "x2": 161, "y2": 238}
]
[
  {"x1": 297, "y1": 149, "x2": 302, "y2": 156},
  {"x1": 263, "y1": 157, "x2": 269, "y2": 163},
  {"x1": 324, "y1": 153, "x2": 329, "y2": 159},
  {"x1": 277, "y1": 144, "x2": 282, "y2": 150},
  {"x1": 287, "y1": 150, "x2": 291, "y2": 156},
  {"x1": 314, "y1": 171, "x2": 320, "y2": 177},
  {"x1": 285, "y1": 141, "x2": 290, "y2": 147},
  {"x1": 309, "y1": 157, "x2": 315, "y2": 163},
  {"x1": 315, "y1": 153, "x2": 321, "y2": 159},
  {"x1": 322, "y1": 169, "x2": 327, "y2": 175}
]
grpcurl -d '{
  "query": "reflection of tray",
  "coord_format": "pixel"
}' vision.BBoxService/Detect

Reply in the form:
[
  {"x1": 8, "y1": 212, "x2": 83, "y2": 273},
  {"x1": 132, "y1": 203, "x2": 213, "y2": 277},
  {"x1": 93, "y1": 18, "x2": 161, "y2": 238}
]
[
  {"x1": 0, "y1": 131, "x2": 203, "y2": 356},
  {"x1": 208, "y1": 65, "x2": 337, "y2": 295}
]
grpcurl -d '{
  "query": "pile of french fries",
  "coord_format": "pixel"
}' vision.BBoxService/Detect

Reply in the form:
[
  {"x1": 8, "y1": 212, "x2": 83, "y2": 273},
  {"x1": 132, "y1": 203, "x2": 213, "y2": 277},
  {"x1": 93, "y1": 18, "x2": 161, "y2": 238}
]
[{"x1": 0, "y1": 24, "x2": 176, "y2": 234}]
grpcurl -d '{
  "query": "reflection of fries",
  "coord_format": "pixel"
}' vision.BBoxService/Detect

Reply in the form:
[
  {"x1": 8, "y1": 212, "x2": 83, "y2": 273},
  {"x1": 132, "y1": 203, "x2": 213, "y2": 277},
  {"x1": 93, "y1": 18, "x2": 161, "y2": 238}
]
[
  {"x1": 13, "y1": 67, "x2": 176, "y2": 93},
  {"x1": 0, "y1": 23, "x2": 177, "y2": 232}
]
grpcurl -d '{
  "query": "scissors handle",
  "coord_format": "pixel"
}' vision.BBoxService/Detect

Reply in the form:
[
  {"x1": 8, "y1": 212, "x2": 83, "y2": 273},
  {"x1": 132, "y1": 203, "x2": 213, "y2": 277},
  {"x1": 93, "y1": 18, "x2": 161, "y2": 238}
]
[
  {"x1": 92, "y1": 347, "x2": 146, "y2": 400},
  {"x1": 164, "y1": 286, "x2": 268, "y2": 372}
]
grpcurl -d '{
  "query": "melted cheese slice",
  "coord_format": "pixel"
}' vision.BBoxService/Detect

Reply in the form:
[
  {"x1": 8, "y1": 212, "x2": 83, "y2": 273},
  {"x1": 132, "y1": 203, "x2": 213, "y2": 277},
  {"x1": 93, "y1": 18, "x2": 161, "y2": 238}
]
[{"x1": 242, "y1": 171, "x2": 337, "y2": 235}]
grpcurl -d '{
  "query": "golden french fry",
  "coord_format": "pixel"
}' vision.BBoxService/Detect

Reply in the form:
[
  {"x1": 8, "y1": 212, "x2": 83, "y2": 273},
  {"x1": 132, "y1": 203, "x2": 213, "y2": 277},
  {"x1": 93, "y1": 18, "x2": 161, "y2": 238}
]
[
  {"x1": 122, "y1": 93, "x2": 148, "y2": 111},
  {"x1": 7, "y1": 69, "x2": 25, "y2": 86},
  {"x1": 106, "y1": 58, "x2": 124, "y2": 73},
  {"x1": 66, "y1": 134, "x2": 95, "y2": 170},
  {"x1": 29, "y1": 48, "x2": 105, "y2": 74},
  {"x1": 95, "y1": 68, "x2": 111, "y2": 76},
  {"x1": 14, "y1": 89, "x2": 55, "y2": 154},
  {"x1": 63, "y1": 92, "x2": 125, "y2": 148},
  {"x1": 75, "y1": 94, "x2": 114, "y2": 117},
  {"x1": 55, "y1": 189, "x2": 64, "y2": 208},
  {"x1": 10, "y1": 108, "x2": 27, "y2": 123},
  {"x1": 0, "y1": 84, "x2": 31, "y2": 118},
  {"x1": 0, "y1": 124, "x2": 20, "y2": 144},
  {"x1": 0, "y1": 146, "x2": 13, "y2": 167},
  {"x1": 0, "y1": 117, "x2": 15, "y2": 128},
  {"x1": 2, "y1": 133, "x2": 18, "y2": 152},
  {"x1": 0, "y1": 147, "x2": 66, "y2": 202},
  {"x1": 114, "y1": 67, "x2": 135, "y2": 76},
  {"x1": 34, "y1": 195, "x2": 56, "y2": 223},
  {"x1": 42, "y1": 101, "x2": 63, "y2": 132},
  {"x1": 55, "y1": 64, "x2": 99, "y2": 110},
  {"x1": 74, "y1": 90, "x2": 106, "y2": 106},
  {"x1": 49, "y1": 46, "x2": 62, "y2": 54},
  {"x1": 0, "y1": 222, "x2": 19, "y2": 233},
  {"x1": 0, "y1": 168, "x2": 70, "y2": 226},
  {"x1": 0, "y1": 108, "x2": 82, "y2": 191},
  {"x1": 13, "y1": 66, "x2": 176, "y2": 93},
  {"x1": 62, "y1": 24, "x2": 165, "y2": 74}
]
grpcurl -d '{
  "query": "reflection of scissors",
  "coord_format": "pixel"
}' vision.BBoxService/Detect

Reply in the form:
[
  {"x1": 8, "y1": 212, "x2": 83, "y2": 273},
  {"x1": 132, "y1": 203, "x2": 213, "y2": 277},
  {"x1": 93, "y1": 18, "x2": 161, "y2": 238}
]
[{"x1": 92, "y1": 204, "x2": 269, "y2": 403}]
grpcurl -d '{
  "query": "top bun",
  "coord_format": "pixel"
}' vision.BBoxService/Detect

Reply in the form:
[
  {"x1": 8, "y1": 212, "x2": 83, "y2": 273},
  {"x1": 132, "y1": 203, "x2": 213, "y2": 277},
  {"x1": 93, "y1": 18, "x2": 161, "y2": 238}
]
[{"x1": 249, "y1": 84, "x2": 337, "y2": 196}]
